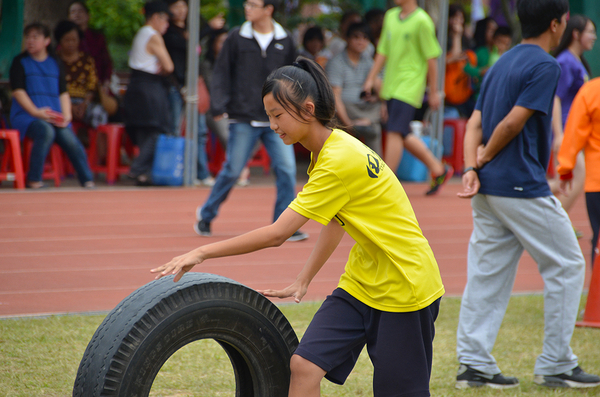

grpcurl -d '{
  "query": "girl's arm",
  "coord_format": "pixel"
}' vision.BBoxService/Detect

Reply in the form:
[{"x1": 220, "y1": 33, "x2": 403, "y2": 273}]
[
  {"x1": 146, "y1": 34, "x2": 174, "y2": 74},
  {"x1": 260, "y1": 219, "x2": 345, "y2": 303},
  {"x1": 57, "y1": 92, "x2": 72, "y2": 127},
  {"x1": 151, "y1": 208, "x2": 308, "y2": 282},
  {"x1": 12, "y1": 89, "x2": 52, "y2": 122},
  {"x1": 551, "y1": 96, "x2": 564, "y2": 153}
]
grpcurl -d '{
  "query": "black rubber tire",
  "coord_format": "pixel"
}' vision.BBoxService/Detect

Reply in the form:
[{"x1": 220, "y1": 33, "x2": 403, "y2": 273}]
[{"x1": 73, "y1": 273, "x2": 298, "y2": 396}]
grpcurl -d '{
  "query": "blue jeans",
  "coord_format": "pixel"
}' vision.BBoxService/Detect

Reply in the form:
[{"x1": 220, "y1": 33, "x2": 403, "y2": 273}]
[
  {"x1": 168, "y1": 85, "x2": 210, "y2": 180},
  {"x1": 25, "y1": 119, "x2": 93, "y2": 185},
  {"x1": 200, "y1": 122, "x2": 296, "y2": 223}
]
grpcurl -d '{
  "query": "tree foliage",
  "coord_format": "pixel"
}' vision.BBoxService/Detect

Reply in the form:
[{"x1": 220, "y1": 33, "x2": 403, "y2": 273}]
[
  {"x1": 86, "y1": 0, "x2": 228, "y2": 44},
  {"x1": 86, "y1": 0, "x2": 146, "y2": 44}
]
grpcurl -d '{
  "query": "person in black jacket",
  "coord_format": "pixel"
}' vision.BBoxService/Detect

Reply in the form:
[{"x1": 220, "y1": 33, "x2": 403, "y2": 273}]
[{"x1": 195, "y1": 0, "x2": 308, "y2": 241}]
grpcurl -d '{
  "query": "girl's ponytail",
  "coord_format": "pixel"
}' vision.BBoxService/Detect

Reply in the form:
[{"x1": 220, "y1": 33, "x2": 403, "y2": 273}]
[{"x1": 262, "y1": 56, "x2": 336, "y2": 127}]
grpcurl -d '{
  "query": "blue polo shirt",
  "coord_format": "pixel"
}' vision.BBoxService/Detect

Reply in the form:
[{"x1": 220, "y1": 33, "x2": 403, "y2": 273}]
[{"x1": 476, "y1": 44, "x2": 560, "y2": 198}]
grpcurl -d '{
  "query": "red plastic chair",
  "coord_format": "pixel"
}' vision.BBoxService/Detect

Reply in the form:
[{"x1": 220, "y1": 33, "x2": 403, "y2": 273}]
[
  {"x1": 0, "y1": 129, "x2": 26, "y2": 189},
  {"x1": 89, "y1": 123, "x2": 135, "y2": 184},
  {"x1": 442, "y1": 118, "x2": 467, "y2": 174}
]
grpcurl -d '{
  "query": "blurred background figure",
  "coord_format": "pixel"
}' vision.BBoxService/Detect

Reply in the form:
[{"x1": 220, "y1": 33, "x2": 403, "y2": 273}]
[
  {"x1": 550, "y1": 15, "x2": 597, "y2": 235},
  {"x1": 123, "y1": 1, "x2": 174, "y2": 186}
]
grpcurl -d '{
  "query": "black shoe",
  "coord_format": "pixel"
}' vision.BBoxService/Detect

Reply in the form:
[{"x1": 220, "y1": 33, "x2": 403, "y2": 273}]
[
  {"x1": 534, "y1": 366, "x2": 600, "y2": 388},
  {"x1": 455, "y1": 364, "x2": 519, "y2": 389},
  {"x1": 194, "y1": 219, "x2": 211, "y2": 236},
  {"x1": 287, "y1": 230, "x2": 309, "y2": 242},
  {"x1": 426, "y1": 165, "x2": 454, "y2": 196}
]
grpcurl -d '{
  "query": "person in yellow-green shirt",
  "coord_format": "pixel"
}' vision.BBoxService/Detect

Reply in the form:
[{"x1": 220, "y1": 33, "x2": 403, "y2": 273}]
[
  {"x1": 151, "y1": 57, "x2": 444, "y2": 397},
  {"x1": 364, "y1": 0, "x2": 453, "y2": 196}
]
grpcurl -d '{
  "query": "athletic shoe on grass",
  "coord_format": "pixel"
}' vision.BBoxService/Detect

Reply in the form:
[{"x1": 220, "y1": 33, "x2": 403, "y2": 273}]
[
  {"x1": 455, "y1": 364, "x2": 519, "y2": 389},
  {"x1": 534, "y1": 366, "x2": 600, "y2": 388}
]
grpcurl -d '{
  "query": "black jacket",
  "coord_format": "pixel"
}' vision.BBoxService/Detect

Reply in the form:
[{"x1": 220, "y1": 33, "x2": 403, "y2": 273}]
[{"x1": 210, "y1": 21, "x2": 296, "y2": 122}]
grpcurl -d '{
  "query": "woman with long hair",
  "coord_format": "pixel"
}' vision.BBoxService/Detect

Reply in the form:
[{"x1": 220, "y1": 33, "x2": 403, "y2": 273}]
[{"x1": 549, "y1": 15, "x2": 597, "y2": 232}]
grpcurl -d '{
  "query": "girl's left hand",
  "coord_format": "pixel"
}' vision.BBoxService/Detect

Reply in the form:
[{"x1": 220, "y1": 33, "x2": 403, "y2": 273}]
[
  {"x1": 258, "y1": 280, "x2": 308, "y2": 304},
  {"x1": 151, "y1": 249, "x2": 204, "y2": 282}
]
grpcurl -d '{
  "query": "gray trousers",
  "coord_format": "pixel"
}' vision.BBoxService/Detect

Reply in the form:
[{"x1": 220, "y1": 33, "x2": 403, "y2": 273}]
[{"x1": 457, "y1": 194, "x2": 585, "y2": 376}]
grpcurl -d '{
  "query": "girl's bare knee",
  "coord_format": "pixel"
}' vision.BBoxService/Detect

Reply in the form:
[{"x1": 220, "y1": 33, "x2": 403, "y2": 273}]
[{"x1": 289, "y1": 354, "x2": 325, "y2": 379}]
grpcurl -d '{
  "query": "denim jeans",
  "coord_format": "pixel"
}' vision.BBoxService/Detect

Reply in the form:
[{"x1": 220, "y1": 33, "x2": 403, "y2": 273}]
[
  {"x1": 200, "y1": 122, "x2": 296, "y2": 223},
  {"x1": 168, "y1": 85, "x2": 210, "y2": 180},
  {"x1": 25, "y1": 119, "x2": 93, "y2": 185}
]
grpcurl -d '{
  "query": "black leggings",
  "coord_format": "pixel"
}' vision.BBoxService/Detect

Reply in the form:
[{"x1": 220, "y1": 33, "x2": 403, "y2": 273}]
[{"x1": 585, "y1": 192, "x2": 600, "y2": 266}]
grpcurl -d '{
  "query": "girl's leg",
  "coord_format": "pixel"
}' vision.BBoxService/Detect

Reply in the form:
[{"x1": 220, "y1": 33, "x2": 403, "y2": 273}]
[
  {"x1": 367, "y1": 299, "x2": 440, "y2": 396},
  {"x1": 54, "y1": 126, "x2": 93, "y2": 185},
  {"x1": 25, "y1": 120, "x2": 55, "y2": 184},
  {"x1": 288, "y1": 355, "x2": 326, "y2": 397}
]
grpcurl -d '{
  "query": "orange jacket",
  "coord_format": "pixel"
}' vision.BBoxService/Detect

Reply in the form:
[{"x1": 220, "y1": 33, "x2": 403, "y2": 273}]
[{"x1": 557, "y1": 77, "x2": 600, "y2": 192}]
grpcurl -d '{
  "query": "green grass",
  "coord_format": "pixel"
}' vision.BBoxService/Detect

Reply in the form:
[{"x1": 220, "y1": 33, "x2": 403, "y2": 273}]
[{"x1": 0, "y1": 295, "x2": 599, "y2": 396}]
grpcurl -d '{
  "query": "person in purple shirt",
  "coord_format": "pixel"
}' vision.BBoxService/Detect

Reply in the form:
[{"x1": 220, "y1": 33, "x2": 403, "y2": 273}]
[{"x1": 549, "y1": 15, "x2": 597, "y2": 227}]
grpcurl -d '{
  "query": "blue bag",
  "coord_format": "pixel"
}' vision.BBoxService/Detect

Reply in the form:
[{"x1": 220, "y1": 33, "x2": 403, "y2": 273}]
[{"x1": 151, "y1": 134, "x2": 185, "y2": 186}]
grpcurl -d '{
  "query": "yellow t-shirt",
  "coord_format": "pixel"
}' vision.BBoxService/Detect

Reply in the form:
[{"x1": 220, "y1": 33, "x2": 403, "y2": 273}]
[
  {"x1": 377, "y1": 7, "x2": 442, "y2": 108},
  {"x1": 289, "y1": 129, "x2": 444, "y2": 312}
]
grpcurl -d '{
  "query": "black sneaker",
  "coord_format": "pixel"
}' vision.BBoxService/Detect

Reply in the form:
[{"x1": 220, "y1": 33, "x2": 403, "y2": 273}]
[
  {"x1": 194, "y1": 219, "x2": 211, "y2": 236},
  {"x1": 287, "y1": 230, "x2": 309, "y2": 242},
  {"x1": 426, "y1": 165, "x2": 454, "y2": 196},
  {"x1": 534, "y1": 366, "x2": 600, "y2": 388},
  {"x1": 455, "y1": 364, "x2": 519, "y2": 389}
]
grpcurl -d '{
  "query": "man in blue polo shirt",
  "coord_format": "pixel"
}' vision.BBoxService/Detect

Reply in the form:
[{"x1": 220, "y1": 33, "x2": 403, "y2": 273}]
[{"x1": 456, "y1": 0, "x2": 600, "y2": 390}]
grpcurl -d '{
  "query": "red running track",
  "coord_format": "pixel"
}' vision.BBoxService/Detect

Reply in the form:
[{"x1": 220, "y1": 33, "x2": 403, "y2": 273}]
[{"x1": 0, "y1": 181, "x2": 593, "y2": 317}]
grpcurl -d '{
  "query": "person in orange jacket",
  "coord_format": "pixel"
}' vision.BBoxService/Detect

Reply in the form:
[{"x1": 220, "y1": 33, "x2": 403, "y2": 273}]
[{"x1": 558, "y1": 77, "x2": 600, "y2": 265}]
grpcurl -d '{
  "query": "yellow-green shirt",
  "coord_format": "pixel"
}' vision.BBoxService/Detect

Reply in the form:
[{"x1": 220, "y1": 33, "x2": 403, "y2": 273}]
[
  {"x1": 289, "y1": 130, "x2": 444, "y2": 312},
  {"x1": 377, "y1": 7, "x2": 442, "y2": 108}
]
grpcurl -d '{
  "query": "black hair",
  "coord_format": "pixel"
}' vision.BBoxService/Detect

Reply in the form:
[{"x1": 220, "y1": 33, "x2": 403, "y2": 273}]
[
  {"x1": 447, "y1": 4, "x2": 470, "y2": 51},
  {"x1": 263, "y1": 0, "x2": 281, "y2": 14},
  {"x1": 346, "y1": 22, "x2": 370, "y2": 40},
  {"x1": 302, "y1": 26, "x2": 325, "y2": 49},
  {"x1": 448, "y1": 4, "x2": 464, "y2": 21},
  {"x1": 262, "y1": 56, "x2": 336, "y2": 128},
  {"x1": 205, "y1": 28, "x2": 228, "y2": 64},
  {"x1": 54, "y1": 20, "x2": 83, "y2": 43},
  {"x1": 165, "y1": 0, "x2": 187, "y2": 5},
  {"x1": 473, "y1": 17, "x2": 495, "y2": 48},
  {"x1": 517, "y1": 0, "x2": 569, "y2": 39},
  {"x1": 68, "y1": 0, "x2": 89, "y2": 14},
  {"x1": 339, "y1": 10, "x2": 362, "y2": 36},
  {"x1": 24, "y1": 22, "x2": 51, "y2": 38},
  {"x1": 144, "y1": 1, "x2": 171, "y2": 19},
  {"x1": 552, "y1": 14, "x2": 596, "y2": 75},
  {"x1": 364, "y1": 8, "x2": 385, "y2": 24},
  {"x1": 493, "y1": 26, "x2": 512, "y2": 39}
]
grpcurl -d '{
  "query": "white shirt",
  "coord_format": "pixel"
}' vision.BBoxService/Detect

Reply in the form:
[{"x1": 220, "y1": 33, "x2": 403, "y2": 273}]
[{"x1": 128, "y1": 25, "x2": 160, "y2": 74}]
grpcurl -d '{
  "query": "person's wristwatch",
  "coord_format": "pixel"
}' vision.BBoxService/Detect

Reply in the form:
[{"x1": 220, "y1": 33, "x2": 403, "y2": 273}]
[{"x1": 463, "y1": 166, "x2": 478, "y2": 174}]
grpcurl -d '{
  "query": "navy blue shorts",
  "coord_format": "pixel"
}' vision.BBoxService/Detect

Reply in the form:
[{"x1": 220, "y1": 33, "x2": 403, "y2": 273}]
[
  {"x1": 386, "y1": 99, "x2": 417, "y2": 137},
  {"x1": 294, "y1": 288, "x2": 440, "y2": 396}
]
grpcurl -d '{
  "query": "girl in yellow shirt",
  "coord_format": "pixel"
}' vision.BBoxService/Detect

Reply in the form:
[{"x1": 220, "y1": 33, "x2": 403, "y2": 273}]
[{"x1": 152, "y1": 57, "x2": 444, "y2": 397}]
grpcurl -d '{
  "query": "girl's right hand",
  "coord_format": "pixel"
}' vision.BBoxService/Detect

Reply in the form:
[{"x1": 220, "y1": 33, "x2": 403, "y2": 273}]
[
  {"x1": 258, "y1": 279, "x2": 308, "y2": 304},
  {"x1": 151, "y1": 249, "x2": 205, "y2": 282},
  {"x1": 36, "y1": 107, "x2": 53, "y2": 122}
]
